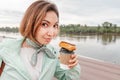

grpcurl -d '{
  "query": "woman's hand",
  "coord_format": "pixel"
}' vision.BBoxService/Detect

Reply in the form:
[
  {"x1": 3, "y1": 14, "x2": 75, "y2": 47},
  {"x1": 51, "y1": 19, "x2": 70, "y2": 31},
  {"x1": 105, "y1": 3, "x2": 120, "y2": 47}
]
[{"x1": 68, "y1": 54, "x2": 78, "y2": 68}]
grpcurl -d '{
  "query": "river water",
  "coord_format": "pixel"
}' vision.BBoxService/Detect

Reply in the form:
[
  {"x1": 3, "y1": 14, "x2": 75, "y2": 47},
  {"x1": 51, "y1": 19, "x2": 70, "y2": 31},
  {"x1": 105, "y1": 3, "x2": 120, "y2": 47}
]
[{"x1": 0, "y1": 32, "x2": 120, "y2": 65}]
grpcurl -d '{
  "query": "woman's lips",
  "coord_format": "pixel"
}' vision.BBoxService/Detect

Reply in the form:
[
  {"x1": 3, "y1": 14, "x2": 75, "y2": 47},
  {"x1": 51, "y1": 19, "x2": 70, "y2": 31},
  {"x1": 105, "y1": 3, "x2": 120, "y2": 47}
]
[{"x1": 45, "y1": 38, "x2": 52, "y2": 42}]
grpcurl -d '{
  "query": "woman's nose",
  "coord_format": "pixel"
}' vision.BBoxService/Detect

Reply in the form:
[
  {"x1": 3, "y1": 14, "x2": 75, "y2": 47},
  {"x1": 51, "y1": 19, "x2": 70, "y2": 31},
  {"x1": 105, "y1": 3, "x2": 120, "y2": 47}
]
[{"x1": 47, "y1": 27, "x2": 55, "y2": 36}]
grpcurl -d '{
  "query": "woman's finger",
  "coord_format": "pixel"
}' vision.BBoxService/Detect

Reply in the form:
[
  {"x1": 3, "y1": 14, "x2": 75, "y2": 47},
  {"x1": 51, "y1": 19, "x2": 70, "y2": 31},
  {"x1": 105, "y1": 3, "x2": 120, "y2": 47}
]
[
  {"x1": 69, "y1": 54, "x2": 78, "y2": 63},
  {"x1": 68, "y1": 60, "x2": 78, "y2": 68}
]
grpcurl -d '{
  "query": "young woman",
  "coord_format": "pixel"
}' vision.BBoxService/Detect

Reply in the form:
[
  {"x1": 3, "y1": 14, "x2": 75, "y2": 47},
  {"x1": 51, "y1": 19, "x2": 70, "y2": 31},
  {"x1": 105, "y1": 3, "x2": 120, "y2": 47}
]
[{"x1": 0, "y1": 0, "x2": 80, "y2": 80}]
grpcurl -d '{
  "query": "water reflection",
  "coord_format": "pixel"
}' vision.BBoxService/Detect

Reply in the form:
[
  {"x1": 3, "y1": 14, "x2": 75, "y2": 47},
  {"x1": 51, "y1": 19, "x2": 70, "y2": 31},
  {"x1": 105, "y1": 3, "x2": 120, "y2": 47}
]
[
  {"x1": 99, "y1": 34, "x2": 117, "y2": 45},
  {"x1": 59, "y1": 34, "x2": 120, "y2": 45}
]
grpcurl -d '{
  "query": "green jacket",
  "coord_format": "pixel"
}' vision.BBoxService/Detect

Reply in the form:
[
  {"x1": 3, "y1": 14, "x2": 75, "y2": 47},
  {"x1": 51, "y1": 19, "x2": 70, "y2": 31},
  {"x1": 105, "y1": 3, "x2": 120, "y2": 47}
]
[{"x1": 0, "y1": 37, "x2": 80, "y2": 80}]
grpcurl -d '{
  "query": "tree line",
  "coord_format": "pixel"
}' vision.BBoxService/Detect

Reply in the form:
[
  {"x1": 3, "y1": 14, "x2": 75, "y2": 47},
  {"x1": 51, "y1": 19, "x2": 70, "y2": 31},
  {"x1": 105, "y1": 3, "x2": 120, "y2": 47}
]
[
  {"x1": 0, "y1": 27, "x2": 18, "y2": 33},
  {"x1": 60, "y1": 22, "x2": 120, "y2": 35}
]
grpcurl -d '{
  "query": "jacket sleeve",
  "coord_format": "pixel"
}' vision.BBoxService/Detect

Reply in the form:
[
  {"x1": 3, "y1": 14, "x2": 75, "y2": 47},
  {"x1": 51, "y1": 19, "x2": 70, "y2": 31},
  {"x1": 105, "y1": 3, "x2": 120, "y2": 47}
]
[
  {"x1": 54, "y1": 59, "x2": 81, "y2": 80},
  {"x1": 0, "y1": 42, "x2": 3, "y2": 67},
  {"x1": 0, "y1": 56, "x2": 2, "y2": 67},
  {"x1": 0, "y1": 38, "x2": 9, "y2": 67}
]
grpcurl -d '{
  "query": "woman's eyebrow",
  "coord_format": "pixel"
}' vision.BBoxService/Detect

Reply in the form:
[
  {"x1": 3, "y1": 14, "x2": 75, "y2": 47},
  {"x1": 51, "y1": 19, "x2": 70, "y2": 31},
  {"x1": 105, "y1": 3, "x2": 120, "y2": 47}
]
[
  {"x1": 42, "y1": 20, "x2": 50, "y2": 24},
  {"x1": 42, "y1": 20, "x2": 59, "y2": 24}
]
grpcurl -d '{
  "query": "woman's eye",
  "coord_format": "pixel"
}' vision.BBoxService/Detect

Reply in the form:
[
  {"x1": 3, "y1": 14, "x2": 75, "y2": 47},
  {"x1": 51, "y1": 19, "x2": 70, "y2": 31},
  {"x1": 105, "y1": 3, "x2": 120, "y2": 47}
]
[
  {"x1": 42, "y1": 23, "x2": 48, "y2": 27},
  {"x1": 54, "y1": 24, "x2": 59, "y2": 29}
]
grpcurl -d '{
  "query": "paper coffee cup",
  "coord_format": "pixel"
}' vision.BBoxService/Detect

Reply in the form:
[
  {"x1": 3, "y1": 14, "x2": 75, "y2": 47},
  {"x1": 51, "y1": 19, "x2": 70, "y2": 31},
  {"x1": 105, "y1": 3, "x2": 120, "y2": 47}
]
[
  {"x1": 60, "y1": 53, "x2": 72, "y2": 65},
  {"x1": 59, "y1": 41, "x2": 76, "y2": 69},
  {"x1": 59, "y1": 48, "x2": 74, "y2": 65}
]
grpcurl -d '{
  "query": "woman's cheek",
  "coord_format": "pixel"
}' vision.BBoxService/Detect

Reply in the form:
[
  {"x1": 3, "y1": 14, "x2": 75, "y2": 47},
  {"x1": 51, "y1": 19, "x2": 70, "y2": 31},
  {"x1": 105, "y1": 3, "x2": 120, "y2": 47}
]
[{"x1": 55, "y1": 31, "x2": 59, "y2": 37}]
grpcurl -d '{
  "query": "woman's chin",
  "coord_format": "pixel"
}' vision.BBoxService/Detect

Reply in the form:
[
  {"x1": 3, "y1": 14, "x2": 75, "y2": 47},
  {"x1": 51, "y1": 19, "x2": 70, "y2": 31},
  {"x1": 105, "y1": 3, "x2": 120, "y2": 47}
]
[{"x1": 43, "y1": 41, "x2": 51, "y2": 45}]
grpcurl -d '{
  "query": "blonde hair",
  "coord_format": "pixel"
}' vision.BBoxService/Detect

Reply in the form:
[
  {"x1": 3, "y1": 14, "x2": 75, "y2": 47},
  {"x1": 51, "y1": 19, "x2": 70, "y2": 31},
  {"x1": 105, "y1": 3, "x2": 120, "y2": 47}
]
[{"x1": 19, "y1": 0, "x2": 59, "y2": 42}]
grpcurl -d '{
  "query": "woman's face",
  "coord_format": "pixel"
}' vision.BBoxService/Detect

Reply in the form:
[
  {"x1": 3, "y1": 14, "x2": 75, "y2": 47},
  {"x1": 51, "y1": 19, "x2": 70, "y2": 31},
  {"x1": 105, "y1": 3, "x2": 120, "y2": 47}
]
[{"x1": 35, "y1": 11, "x2": 59, "y2": 45}]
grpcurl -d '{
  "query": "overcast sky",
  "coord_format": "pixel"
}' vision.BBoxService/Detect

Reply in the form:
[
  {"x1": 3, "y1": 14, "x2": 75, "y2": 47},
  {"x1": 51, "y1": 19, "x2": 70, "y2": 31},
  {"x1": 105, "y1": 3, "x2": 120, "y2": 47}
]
[{"x1": 0, "y1": 0, "x2": 120, "y2": 26}]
